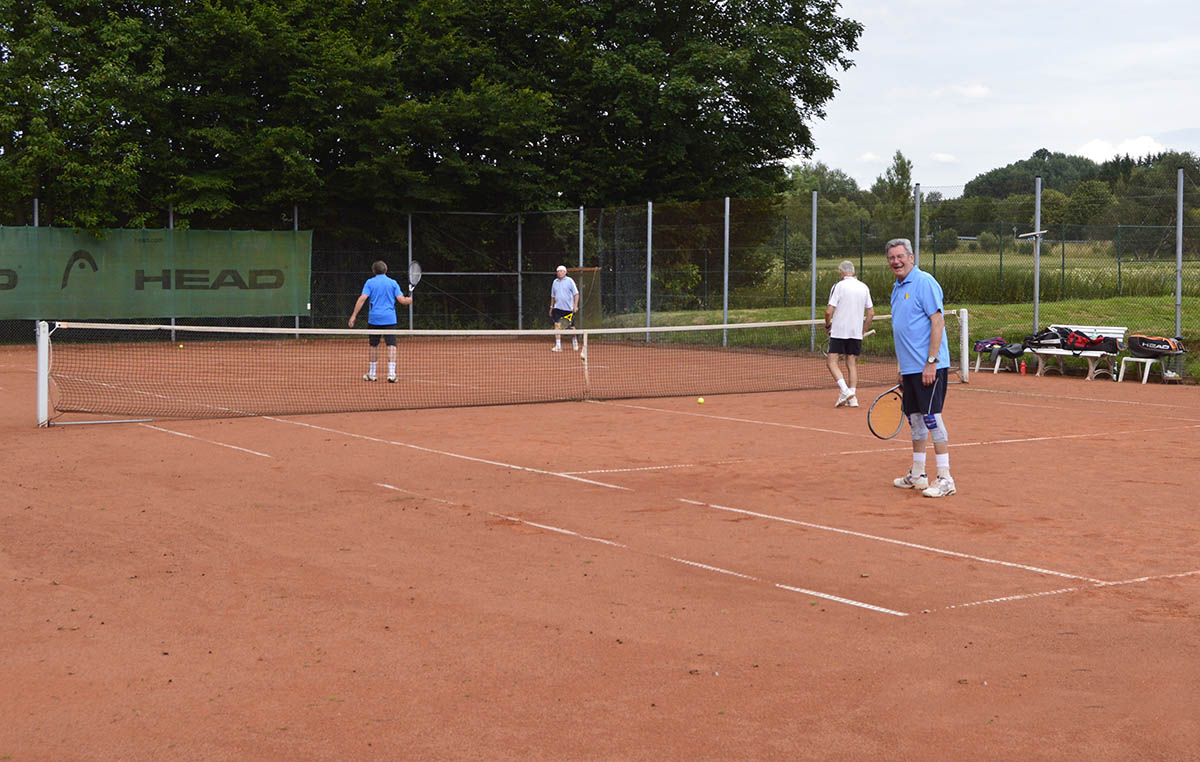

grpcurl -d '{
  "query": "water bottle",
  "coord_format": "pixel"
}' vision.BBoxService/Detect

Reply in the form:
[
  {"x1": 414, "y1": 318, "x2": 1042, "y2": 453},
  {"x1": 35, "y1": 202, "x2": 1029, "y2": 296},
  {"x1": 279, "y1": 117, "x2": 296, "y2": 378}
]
[{"x1": 1020, "y1": 360, "x2": 1026, "y2": 375}]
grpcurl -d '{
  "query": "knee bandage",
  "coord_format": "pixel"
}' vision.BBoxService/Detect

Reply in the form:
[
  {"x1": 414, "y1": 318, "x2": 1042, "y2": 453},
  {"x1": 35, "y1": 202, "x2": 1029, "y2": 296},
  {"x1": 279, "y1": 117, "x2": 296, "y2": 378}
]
[
  {"x1": 908, "y1": 412, "x2": 927, "y2": 441},
  {"x1": 929, "y1": 413, "x2": 948, "y2": 442}
]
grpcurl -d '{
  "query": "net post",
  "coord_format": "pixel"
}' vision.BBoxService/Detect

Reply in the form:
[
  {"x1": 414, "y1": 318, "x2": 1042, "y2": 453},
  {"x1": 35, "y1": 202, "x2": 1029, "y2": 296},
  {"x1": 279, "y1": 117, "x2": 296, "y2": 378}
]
[
  {"x1": 958, "y1": 309, "x2": 970, "y2": 383},
  {"x1": 36, "y1": 320, "x2": 49, "y2": 427}
]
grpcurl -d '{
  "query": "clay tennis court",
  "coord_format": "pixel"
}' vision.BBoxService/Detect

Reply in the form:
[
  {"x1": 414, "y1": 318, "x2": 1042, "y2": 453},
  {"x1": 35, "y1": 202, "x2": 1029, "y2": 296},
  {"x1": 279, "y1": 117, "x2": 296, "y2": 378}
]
[{"x1": 3, "y1": 343, "x2": 1198, "y2": 760}]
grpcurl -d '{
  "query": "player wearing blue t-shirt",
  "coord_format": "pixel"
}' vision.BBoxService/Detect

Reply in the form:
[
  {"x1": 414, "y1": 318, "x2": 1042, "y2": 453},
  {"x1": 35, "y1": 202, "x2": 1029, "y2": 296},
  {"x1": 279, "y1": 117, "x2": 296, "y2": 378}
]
[
  {"x1": 348, "y1": 260, "x2": 413, "y2": 382},
  {"x1": 887, "y1": 238, "x2": 955, "y2": 498},
  {"x1": 549, "y1": 265, "x2": 580, "y2": 352}
]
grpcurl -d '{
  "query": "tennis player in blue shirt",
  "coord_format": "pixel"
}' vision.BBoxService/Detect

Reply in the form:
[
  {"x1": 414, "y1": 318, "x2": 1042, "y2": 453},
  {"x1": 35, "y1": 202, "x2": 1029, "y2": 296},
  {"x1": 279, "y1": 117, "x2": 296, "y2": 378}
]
[
  {"x1": 887, "y1": 238, "x2": 955, "y2": 498},
  {"x1": 348, "y1": 260, "x2": 413, "y2": 382}
]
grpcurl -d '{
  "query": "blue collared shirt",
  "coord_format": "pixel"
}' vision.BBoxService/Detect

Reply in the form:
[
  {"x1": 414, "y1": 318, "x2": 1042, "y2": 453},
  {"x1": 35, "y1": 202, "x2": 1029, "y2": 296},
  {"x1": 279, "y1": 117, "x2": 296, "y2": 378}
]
[
  {"x1": 890, "y1": 267, "x2": 949, "y2": 375},
  {"x1": 362, "y1": 273, "x2": 402, "y2": 325}
]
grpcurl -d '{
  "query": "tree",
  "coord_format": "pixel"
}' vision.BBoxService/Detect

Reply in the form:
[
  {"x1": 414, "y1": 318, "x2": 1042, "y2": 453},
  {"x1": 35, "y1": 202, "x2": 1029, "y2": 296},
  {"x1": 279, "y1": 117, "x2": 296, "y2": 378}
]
[
  {"x1": 785, "y1": 161, "x2": 861, "y2": 202},
  {"x1": 963, "y1": 149, "x2": 1099, "y2": 198},
  {"x1": 2, "y1": 0, "x2": 865, "y2": 234},
  {"x1": 1067, "y1": 180, "x2": 1116, "y2": 224}
]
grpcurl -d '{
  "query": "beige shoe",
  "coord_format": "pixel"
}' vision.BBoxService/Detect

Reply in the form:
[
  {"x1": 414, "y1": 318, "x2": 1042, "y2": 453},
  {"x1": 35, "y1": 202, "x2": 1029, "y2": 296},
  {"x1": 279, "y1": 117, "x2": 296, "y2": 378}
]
[
  {"x1": 922, "y1": 476, "x2": 957, "y2": 498},
  {"x1": 893, "y1": 473, "x2": 928, "y2": 490}
]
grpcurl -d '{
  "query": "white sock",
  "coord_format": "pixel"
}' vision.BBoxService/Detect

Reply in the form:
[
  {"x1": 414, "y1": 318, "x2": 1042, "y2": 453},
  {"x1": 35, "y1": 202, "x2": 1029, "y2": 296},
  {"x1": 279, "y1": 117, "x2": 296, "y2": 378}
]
[
  {"x1": 935, "y1": 453, "x2": 950, "y2": 479},
  {"x1": 388, "y1": 362, "x2": 396, "y2": 376},
  {"x1": 837, "y1": 379, "x2": 850, "y2": 394},
  {"x1": 368, "y1": 362, "x2": 377, "y2": 375},
  {"x1": 848, "y1": 387, "x2": 856, "y2": 397},
  {"x1": 911, "y1": 452, "x2": 927, "y2": 476}
]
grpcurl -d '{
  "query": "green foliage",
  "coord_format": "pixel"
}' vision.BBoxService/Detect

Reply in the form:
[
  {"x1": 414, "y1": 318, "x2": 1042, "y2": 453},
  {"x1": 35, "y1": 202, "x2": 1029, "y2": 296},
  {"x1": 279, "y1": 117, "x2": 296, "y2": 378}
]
[
  {"x1": 1, "y1": 0, "x2": 865, "y2": 236},
  {"x1": 963, "y1": 148, "x2": 1100, "y2": 198}
]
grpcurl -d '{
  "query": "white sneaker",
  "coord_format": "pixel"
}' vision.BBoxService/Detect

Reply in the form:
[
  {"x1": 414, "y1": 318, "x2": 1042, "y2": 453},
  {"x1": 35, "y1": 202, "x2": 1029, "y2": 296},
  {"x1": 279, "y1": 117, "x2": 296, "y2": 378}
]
[
  {"x1": 363, "y1": 373, "x2": 377, "y2": 382},
  {"x1": 572, "y1": 342, "x2": 579, "y2": 351},
  {"x1": 551, "y1": 345, "x2": 563, "y2": 352},
  {"x1": 847, "y1": 396, "x2": 859, "y2": 407},
  {"x1": 893, "y1": 473, "x2": 928, "y2": 490},
  {"x1": 387, "y1": 375, "x2": 397, "y2": 383},
  {"x1": 923, "y1": 476, "x2": 957, "y2": 498},
  {"x1": 835, "y1": 390, "x2": 853, "y2": 407}
]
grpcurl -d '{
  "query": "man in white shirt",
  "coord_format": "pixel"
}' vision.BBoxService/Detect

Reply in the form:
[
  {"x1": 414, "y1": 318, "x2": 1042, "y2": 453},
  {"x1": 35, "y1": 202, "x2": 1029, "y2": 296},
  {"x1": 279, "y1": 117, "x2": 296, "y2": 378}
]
[
  {"x1": 549, "y1": 265, "x2": 580, "y2": 351},
  {"x1": 825, "y1": 260, "x2": 874, "y2": 407}
]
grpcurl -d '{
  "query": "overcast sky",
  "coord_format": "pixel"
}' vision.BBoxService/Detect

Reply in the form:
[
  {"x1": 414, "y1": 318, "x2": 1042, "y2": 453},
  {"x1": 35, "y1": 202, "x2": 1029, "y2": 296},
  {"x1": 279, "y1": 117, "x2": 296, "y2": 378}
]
[{"x1": 802, "y1": 0, "x2": 1200, "y2": 195}]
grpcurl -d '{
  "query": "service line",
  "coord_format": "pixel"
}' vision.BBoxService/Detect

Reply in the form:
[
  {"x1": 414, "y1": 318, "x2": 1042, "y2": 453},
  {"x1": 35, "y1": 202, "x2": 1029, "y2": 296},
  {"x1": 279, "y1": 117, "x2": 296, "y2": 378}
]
[{"x1": 138, "y1": 423, "x2": 272, "y2": 458}]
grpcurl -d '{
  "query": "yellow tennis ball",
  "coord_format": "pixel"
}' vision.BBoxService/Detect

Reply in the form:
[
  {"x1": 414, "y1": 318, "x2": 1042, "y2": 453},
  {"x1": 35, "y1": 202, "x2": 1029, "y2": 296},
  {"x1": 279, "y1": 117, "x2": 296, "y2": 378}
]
[
  {"x1": 178, "y1": 343, "x2": 183, "y2": 348},
  {"x1": 697, "y1": 397, "x2": 705, "y2": 404}
]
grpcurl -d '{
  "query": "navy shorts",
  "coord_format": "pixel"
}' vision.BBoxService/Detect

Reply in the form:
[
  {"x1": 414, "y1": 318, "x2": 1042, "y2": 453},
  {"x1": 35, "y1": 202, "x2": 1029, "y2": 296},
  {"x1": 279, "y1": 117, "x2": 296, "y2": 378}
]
[
  {"x1": 828, "y1": 337, "x2": 862, "y2": 356},
  {"x1": 368, "y1": 323, "x2": 398, "y2": 347},
  {"x1": 551, "y1": 308, "x2": 575, "y2": 325},
  {"x1": 901, "y1": 367, "x2": 948, "y2": 416}
]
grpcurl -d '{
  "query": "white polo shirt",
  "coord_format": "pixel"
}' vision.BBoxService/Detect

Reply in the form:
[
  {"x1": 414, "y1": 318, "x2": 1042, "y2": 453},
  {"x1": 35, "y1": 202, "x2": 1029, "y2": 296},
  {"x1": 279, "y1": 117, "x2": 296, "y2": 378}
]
[{"x1": 827, "y1": 276, "x2": 873, "y2": 339}]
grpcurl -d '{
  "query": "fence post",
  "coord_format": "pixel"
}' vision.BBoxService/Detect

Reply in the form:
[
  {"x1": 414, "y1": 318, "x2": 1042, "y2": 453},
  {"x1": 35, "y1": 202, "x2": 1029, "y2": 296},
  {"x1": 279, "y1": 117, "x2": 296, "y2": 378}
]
[
  {"x1": 999, "y1": 222, "x2": 1004, "y2": 302},
  {"x1": 517, "y1": 214, "x2": 524, "y2": 330},
  {"x1": 578, "y1": 206, "x2": 585, "y2": 268},
  {"x1": 913, "y1": 183, "x2": 921, "y2": 269},
  {"x1": 810, "y1": 190, "x2": 817, "y2": 351},
  {"x1": 33, "y1": 198, "x2": 39, "y2": 227},
  {"x1": 723, "y1": 197, "x2": 730, "y2": 345},
  {"x1": 407, "y1": 213, "x2": 413, "y2": 329},
  {"x1": 646, "y1": 201, "x2": 652, "y2": 337},
  {"x1": 1177, "y1": 167, "x2": 1184, "y2": 338},
  {"x1": 1033, "y1": 176, "x2": 1042, "y2": 334}
]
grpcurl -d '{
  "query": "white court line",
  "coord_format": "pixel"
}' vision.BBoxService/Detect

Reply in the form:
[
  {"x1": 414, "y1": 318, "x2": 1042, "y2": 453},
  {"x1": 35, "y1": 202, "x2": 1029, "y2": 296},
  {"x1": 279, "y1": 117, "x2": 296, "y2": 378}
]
[
  {"x1": 960, "y1": 386, "x2": 1191, "y2": 409},
  {"x1": 479, "y1": 506, "x2": 906, "y2": 616},
  {"x1": 593, "y1": 400, "x2": 869, "y2": 437},
  {"x1": 832, "y1": 422, "x2": 1200, "y2": 456},
  {"x1": 679, "y1": 498, "x2": 1102, "y2": 582},
  {"x1": 268, "y1": 417, "x2": 630, "y2": 490},
  {"x1": 939, "y1": 569, "x2": 1200, "y2": 611},
  {"x1": 376, "y1": 482, "x2": 457, "y2": 504},
  {"x1": 565, "y1": 458, "x2": 744, "y2": 475},
  {"x1": 138, "y1": 423, "x2": 272, "y2": 458}
]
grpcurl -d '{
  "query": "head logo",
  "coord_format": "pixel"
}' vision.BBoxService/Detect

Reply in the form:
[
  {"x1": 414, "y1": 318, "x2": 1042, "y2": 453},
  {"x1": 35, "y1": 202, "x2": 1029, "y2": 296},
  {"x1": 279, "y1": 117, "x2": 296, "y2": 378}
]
[{"x1": 62, "y1": 250, "x2": 98, "y2": 289}]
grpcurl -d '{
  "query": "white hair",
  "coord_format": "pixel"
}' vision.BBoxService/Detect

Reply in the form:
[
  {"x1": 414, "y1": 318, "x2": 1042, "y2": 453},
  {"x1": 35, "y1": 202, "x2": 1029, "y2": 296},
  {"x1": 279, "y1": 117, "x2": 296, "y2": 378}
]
[
  {"x1": 838, "y1": 260, "x2": 855, "y2": 275},
  {"x1": 556, "y1": 265, "x2": 567, "y2": 272}
]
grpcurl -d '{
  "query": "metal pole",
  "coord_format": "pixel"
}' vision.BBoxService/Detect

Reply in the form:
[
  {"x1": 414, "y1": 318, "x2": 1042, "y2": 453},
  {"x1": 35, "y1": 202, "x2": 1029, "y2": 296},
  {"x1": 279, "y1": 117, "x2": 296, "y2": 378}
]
[
  {"x1": 36, "y1": 321, "x2": 49, "y2": 427},
  {"x1": 578, "y1": 206, "x2": 584, "y2": 268},
  {"x1": 1177, "y1": 167, "x2": 1184, "y2": 338},
  {"x1": 169, "y1": 208, "x2": 176, "y2": 342},
  {"x1": 782, "y1": 215, "x2": 788, "y2": 306},
  {"x1": 913, "y1": 183, "x2": 921, "y2": 269},
  {"x1": 1033, "y1": 176, "x2": 1042, "y2": 333},
  {"x1": 517, "y1": 215, "x2": 524, "y2": 330},
  {"x1": 33, "y1": 198, "x2": 39, "y2": 227},
  {"x1": 810, "y1": 190, "x2": 817, "y2": 351},
  {"x1": 646, "y1": 201, "x2": 652, "y2": 338},
  {"x1": 722, "y1": 197, "x2": 730, "y2": 345},
  {"x1": 407, "y1": 213, "x2": 413, "y2": 329},
  {"x1": 293, "y1": 205, "x2": 300, "y2": 334}
]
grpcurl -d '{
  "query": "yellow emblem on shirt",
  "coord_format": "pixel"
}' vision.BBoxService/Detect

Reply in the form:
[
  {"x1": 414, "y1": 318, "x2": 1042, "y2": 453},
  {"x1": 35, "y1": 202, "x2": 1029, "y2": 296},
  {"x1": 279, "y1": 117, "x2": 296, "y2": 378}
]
[{"x1": 905, "y1": 293, "x2": 910, "y2": 299}]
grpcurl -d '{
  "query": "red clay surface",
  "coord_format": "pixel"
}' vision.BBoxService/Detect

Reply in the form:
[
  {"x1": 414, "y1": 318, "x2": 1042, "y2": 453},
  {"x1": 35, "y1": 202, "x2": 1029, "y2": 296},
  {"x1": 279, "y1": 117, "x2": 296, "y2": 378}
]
[{"x1": 2, "y1": 343, "x2": 1199, "y2": 760}]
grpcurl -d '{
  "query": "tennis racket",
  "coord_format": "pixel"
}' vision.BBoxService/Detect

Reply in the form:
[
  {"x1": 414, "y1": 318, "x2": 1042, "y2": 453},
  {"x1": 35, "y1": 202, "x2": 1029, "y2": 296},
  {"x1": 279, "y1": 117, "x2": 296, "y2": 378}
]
[
  {"x1": 559, "y1": 311, "x2": 574, "y2": 327},
  {"x1": 408, "y1": 260, "x2": 422, "y2": 295},
  {"x1": 823, "y1": 329, "x2": 875, "y2": 357},
  {"x1": 867, "y1": 384, "x2": 904, "y2": 439}
]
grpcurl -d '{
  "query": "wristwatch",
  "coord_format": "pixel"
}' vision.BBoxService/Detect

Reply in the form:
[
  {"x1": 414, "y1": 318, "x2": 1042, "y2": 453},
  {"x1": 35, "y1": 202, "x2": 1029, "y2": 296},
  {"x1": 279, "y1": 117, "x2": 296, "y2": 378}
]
[{"x1": 926, "y1": 355, "x2": 937, "y2": 365}]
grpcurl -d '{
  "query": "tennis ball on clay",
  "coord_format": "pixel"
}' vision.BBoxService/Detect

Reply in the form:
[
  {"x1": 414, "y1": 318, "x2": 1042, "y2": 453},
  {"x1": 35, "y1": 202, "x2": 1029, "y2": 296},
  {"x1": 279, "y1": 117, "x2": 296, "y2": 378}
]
[
  {"x1": 697, "y1": 397, "x2": 705, "y2": 404},
  {"x1": 178, "y1": 343, "x2": 183, "y2": 348}
]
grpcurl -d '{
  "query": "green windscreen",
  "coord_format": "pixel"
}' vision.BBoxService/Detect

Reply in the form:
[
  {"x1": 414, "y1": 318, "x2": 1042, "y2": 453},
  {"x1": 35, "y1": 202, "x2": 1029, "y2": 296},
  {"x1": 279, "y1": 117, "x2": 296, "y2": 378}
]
[{"x1": 0, "y1": 228, "x2": 311, "y2": 319}]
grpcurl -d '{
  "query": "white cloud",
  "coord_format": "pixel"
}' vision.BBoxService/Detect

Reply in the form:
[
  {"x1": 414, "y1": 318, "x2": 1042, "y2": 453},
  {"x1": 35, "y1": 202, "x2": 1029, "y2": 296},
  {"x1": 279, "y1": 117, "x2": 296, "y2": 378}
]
[
  {"x1": 930, "y1": 153, "x2": 958, "y2": 164},
  {"x1": 857, "y1": 152, "x2": 883, "y2": 163},
  {"x1": 950, "y1": 84, "x2": 990, "y2": 99},
  {"x1": 1076, "y1": 135, "x2": 1166, "y2": 163}
]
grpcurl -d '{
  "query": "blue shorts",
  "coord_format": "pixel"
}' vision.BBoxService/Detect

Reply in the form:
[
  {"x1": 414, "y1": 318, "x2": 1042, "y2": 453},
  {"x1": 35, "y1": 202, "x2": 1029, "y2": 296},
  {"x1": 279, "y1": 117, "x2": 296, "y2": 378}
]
[
  {"x1": 828, "y1": 337, "x2": 862, "y2": 356},
  {"x1": 368, "y1": 323, "x2": 398, "y2": 347},
  {"x1": 551, "y1": 308, "x2": 575, "y2": 325},
  {"x1": 901, "y1": 367, "x2": 948, "y2": 416}
]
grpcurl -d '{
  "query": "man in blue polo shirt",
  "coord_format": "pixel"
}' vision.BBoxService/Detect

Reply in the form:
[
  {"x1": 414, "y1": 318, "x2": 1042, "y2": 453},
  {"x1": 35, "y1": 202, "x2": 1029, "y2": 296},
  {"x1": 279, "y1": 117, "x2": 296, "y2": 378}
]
[
  {"x1": 887, "y1": 238, "x2": 955, "y2": 498},
  {"x1": 348, "y1": 260, "x2": 413, "y2": 382}
]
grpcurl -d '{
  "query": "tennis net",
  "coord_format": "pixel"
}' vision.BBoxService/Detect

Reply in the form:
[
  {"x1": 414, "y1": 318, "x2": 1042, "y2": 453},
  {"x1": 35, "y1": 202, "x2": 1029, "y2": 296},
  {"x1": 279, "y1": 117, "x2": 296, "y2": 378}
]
[{"x1": 36, "y1": 312, "x2": 968, "y2": 423}]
